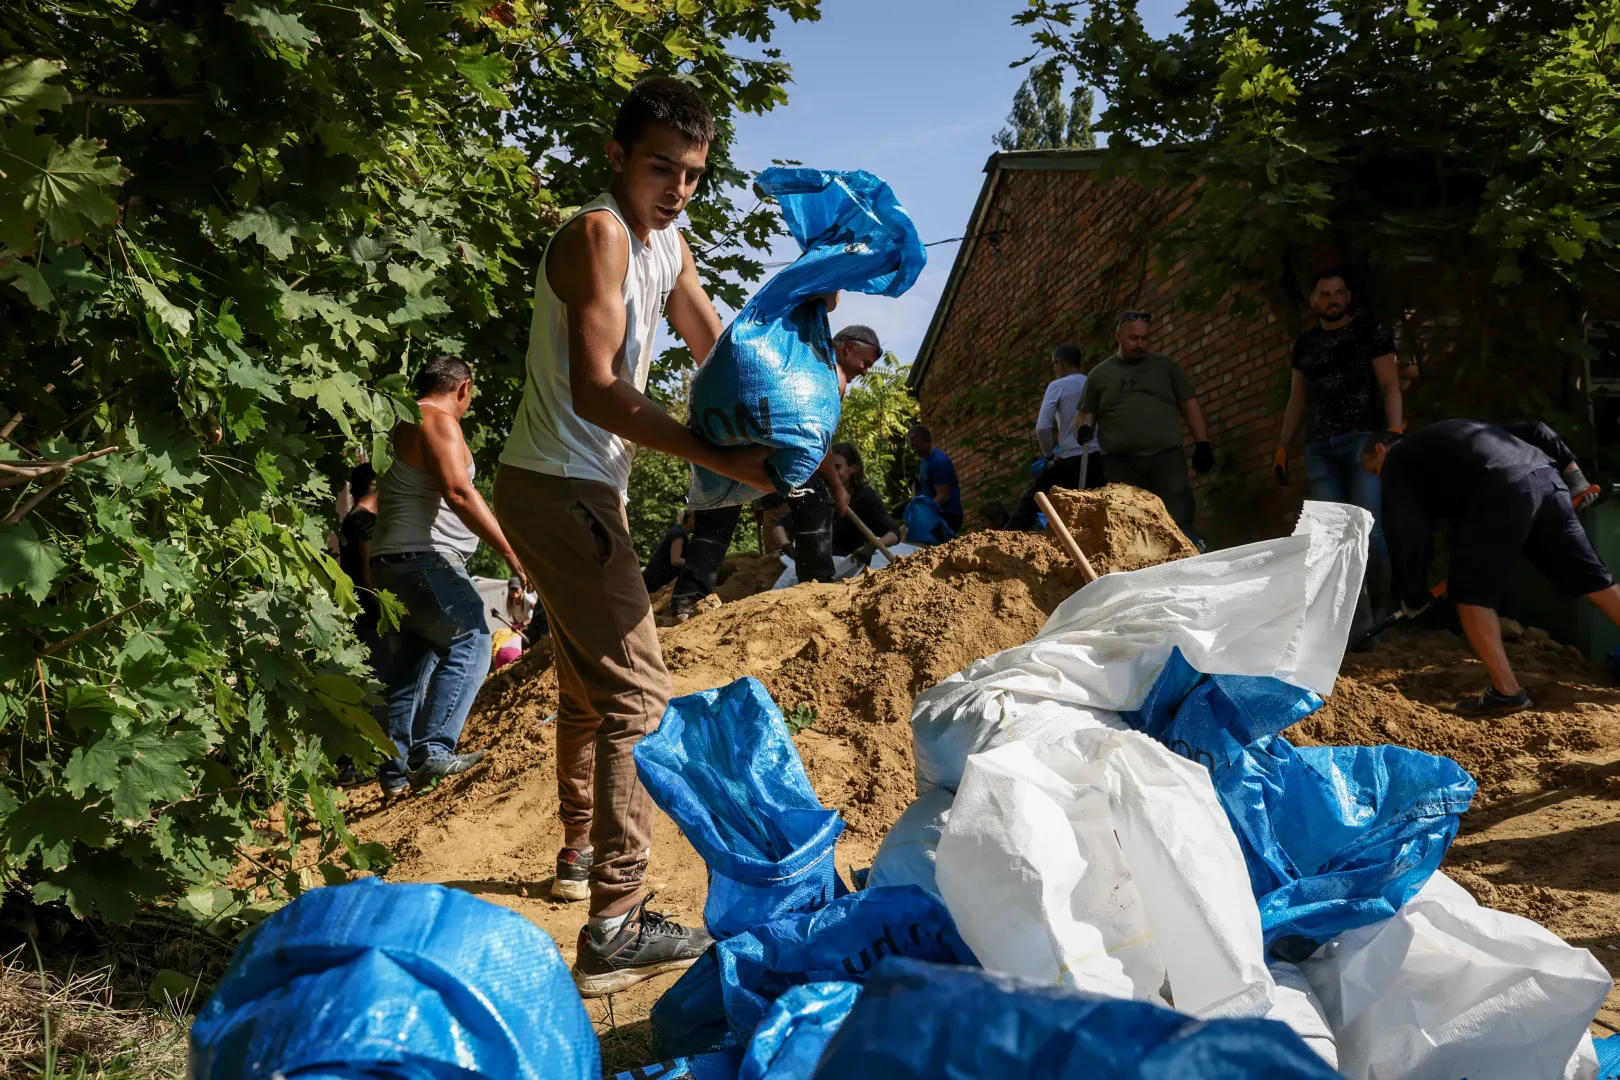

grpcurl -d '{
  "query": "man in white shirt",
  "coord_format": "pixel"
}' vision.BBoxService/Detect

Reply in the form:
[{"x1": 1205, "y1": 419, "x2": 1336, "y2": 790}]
[
  {"x1": 491, "y1": 76, "x2": 771, "y2": 996},
  {"x1": 1007, "y1": 343, "x2": 1104, "y2": 530}
]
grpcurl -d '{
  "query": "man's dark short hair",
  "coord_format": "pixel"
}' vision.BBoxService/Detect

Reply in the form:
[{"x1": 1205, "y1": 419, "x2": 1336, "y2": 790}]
[
  {"x1": 908, "y1": 423, "x2": 931, "y2": 442},
  {"x1": 1362, "y1": 430, "x2": 1401, "y2": 458},
  {"x1": 1311, "y1": 268, "x2": 1350, "y2": 293},
  {"x1": 1052, "y1": 342, "x2": 1086, "y2": 369},
  {"x1": 413, "y1": 354, "x2": 473, "y2": 397},
  {"x1": 612, "y1": 75, "x2": 715, "y2": 151}
]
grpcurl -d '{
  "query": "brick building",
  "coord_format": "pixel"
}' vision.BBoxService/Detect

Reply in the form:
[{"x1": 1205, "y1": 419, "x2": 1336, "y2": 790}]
[{"x1": 907, "y1": 148, "x2": 1606, "y2": 548}]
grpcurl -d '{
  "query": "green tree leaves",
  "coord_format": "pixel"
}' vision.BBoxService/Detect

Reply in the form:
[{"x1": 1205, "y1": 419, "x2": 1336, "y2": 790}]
[
  {"x1": 0, "y1": 0, "x2": 816, "y2": 926},
  {"x1": 0, "y1": 521, "x2": 66, "y2": 602}
]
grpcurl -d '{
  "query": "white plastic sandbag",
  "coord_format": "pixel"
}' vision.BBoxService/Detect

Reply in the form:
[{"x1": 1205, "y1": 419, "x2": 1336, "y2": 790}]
[
  {"x1": 1299, "y1": 871, "x2": 1611, "y2": 1080},
  {"x1": 911, "y1": 501, "x2": 1369, "y2": 793},
  {"x1": 1266, "y1": 961, "x2": 1337, "y2": 1069},
  {"x1": 934, "y1": 727, "x2": 1274, "y2": 1018},
  {"x1": 867, "y1": 787, "x2": 952, "y2": 898}
]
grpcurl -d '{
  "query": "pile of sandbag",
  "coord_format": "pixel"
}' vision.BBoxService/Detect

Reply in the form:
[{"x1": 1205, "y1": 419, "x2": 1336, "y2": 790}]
[{"x1": 871, "y1": 500, "x2": 1612, "y2": 1080}]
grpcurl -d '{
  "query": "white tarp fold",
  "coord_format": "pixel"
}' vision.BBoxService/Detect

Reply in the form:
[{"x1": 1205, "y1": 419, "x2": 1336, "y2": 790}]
[
  {"x1": 935, "y1": 727, "x2": 1274, "y2": 1019},
  {"x1": 911, "y1": 501, "x2": 1371, "y2": 793}
]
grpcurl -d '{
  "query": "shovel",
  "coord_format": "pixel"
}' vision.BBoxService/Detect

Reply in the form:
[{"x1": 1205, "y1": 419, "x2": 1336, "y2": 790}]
[
  {"x1": 1034, "y1": 491, "x2": 1098, "y2": 583},
  {"x1": 1347, "y1": 578, "x2": 1447, "y2": 652},
  {"x1": 842, "y1": 507, "x2": 897, "y2": 565}
]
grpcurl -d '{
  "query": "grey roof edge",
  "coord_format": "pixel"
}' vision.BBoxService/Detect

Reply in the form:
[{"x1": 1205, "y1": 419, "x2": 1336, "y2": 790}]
[{"x1": 907, "y1": 144, "x2": 1194, "y2": 394}]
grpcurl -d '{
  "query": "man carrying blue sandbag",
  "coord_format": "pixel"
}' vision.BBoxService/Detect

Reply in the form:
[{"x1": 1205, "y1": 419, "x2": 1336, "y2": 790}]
[{"x1": 494, "y1": 76, "x2": 777, "y2": 995}]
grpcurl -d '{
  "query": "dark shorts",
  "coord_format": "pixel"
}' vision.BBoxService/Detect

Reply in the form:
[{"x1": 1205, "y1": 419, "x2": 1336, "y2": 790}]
[{"x1": 1450, "y1": 466, "x2": 1613, "y2": 608}]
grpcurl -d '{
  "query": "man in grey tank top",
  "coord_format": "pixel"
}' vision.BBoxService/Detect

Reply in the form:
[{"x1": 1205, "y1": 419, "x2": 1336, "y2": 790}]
[{"x1": 371, "y1": 355, "x2": 525, "y2": 797}]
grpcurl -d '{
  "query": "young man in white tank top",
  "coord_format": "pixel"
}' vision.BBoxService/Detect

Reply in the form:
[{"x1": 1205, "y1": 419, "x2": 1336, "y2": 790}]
[{"x1": 493, "y1": 76, "x2": 772, "y2": 996}]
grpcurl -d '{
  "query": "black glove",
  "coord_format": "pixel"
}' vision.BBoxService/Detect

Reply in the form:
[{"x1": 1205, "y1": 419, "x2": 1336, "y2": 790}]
[
  {"x1": 852, "y1": 544, "x2": 876, "y2": 566},
  {"x1": 1075, "y1": 423, "x2": 1094, "y2": 446},
  {"x1": 1192, "y1": 441, "x2": 1215, "y2": 474},
  {"x1": 1273, "y1": 447, "x2": 1288, "y2": 487}
]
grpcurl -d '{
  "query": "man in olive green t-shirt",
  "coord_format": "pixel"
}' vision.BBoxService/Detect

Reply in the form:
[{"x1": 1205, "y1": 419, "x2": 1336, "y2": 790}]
[{"x1": 1076, "y1": 311, "x2": 1213, "y2": 536}]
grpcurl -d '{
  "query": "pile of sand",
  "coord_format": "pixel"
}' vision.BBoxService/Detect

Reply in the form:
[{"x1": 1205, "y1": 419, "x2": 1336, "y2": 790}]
[
  {"x1": 1045, "y1": 484, "x2": 1200, "y2": 573},
  {"x1": 648, "y1": 551, "x2": 784, "y2": 625}
]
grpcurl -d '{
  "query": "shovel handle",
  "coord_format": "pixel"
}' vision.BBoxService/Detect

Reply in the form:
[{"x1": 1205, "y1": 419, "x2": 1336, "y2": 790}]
[
  {"x1": 1034, "y1": 491, "x2": 1098, "y2": 583},
  {"x1": 842, "y1": 507, "x2": 896, "y2": 564}
]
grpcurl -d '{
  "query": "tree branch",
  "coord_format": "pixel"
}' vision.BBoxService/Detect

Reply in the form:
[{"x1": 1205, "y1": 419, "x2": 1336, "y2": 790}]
[
  {"x1": 0, "y1": 446, "x2": 118, "y2": 476},
  {"x1": 70, "y1": 94, "x2": 199, "y2": 106},
  {"x1": 4, "y1": 471, "x2": 68, "y2": 525},
  {"x1": 37, "y1": 600, "x2": 148, "y2": 659}
]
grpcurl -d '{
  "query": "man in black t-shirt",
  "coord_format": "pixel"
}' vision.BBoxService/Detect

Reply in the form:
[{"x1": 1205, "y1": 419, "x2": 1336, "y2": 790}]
[
  {"x1": 1364, "y1": 421, "x2": 1613, "y2": 715},
  {"x1": 1275, "y1": 270, "x2": 1403, "y2": 636}
]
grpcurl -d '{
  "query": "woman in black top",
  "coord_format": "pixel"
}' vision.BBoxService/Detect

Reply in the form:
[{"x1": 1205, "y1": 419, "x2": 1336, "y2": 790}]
[
  {"x1": 827, "y1": 442, "x2": 899, "y2": 561},
  {"x1": 643, "y1": 508, "x2": 696, "y2": 592}
]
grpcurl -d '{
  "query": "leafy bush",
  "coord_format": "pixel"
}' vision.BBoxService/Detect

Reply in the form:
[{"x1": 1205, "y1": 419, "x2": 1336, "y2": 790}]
[{"x1": 0, "y1": 0, "x2": 816, "y2": 923}]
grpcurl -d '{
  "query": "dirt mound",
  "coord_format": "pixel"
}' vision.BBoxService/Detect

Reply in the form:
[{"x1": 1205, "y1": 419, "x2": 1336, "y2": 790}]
[
  {"x1": 1045, "y1": 483, "x2": 1198, "y2": 573},
  {"x1": 1290, "y1": 627, "x2": 1620, "y2": 802},
  {"x1": 649, "y1": 551, "x2": 783, "y2": 624},
  {"x1": 1289, "y1": 623, "x2": 1620, "y2": 1026}
]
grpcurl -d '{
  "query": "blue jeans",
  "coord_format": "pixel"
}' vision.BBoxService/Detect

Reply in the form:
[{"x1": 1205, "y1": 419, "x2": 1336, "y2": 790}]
[
  {"x1": 371, "y1": 552, "x2": 491, "y2": 784},
  {"x1": 1306, "y1": 432, "x2": 1388, "y2": 563}
]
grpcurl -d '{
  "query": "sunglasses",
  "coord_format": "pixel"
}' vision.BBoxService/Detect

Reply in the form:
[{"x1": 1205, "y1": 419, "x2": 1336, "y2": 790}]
[{"x1": 1117, "y1": 310, "x2": 1154, "y2": 325}]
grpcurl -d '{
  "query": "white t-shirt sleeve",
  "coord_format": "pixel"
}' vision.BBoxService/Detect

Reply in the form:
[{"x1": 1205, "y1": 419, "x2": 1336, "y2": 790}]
[{"x1": 1035, "y1": 382, "x2": 1063, "y2": 457}]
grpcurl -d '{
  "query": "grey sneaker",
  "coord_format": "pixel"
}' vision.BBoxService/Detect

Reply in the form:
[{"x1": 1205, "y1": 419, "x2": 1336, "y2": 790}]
[
  {"x1": 379, "y1": 776, "x2": 410, "y2": 802},
  {"x1": 552, "y1": 847, "x2": 592, "y2": 902},
  {"x1": 406, "y1": 749, "x2": 486, "y2": 790},
  {"x1": 1456, "y1": 686, "x2": 1532, "y2": 716},
  {"x1": 572, "y1": 896, "x2": 713, "y2": 997}
]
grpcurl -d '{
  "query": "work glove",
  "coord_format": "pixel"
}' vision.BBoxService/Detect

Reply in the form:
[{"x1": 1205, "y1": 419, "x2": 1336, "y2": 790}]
[
  {"x1": 1566, "y1": 465, "x2": 1600, "y2": 511},
  {"x1": 1273, "y1": 446, "x2": 1288, "y2": 486},
  {"x1": 1075, "y1": 423, "x2": 1095, "y2": 446},
  {"x1": 1192, "y1": 440, "x2": 1215, "y2": 475}
]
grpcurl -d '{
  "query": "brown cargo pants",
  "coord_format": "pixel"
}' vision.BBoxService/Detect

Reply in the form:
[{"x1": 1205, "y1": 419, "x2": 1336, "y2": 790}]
[{"x1": 493, "y1": 465, "x2": 668, "y2": 917}]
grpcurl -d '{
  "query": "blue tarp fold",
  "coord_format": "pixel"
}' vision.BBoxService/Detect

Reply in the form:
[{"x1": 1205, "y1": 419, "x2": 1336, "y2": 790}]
[
  {"x1": 688, "y1": 168, "x2": 925, "y2": 508},
  {"x1": 189, "y1": 879, "x2": 597, "y2": 1080},
  {"x1": 813, "y1": 956, "x2": 1341, "y2": 1078},
  {"x1": 1124, "y1": 647, "x2": 1476, "y2": 958},
  {"x1": 652, "y1": 885, "x2": 973, "y2": 1061},
  {"x1": 636, "y1": 677, "x2": 846, "y2": 939}
]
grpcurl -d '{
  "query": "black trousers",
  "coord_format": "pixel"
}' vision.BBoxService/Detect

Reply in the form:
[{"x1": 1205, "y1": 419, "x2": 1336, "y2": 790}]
[
  {"x1": 671, "y1": 478, "x2": 839, "y2": 608},
  {"x1": 1007, "y1": 452, "x2": 1107, "y2": 531}
]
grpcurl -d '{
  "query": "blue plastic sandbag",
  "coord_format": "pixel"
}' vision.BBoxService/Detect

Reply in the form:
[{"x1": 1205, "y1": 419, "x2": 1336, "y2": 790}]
[
  {"x1": 189, "y1": 878, "x2": 597, "y2": 1080},
  {"x1": 1597, "y1": 1032, "x2": 1620, "y2": 1079},
  {"x1": 739, "y1": 982, "x2": 862, "y2": 1080},
  {"x1": 1125, "y1": 647, "x2": 1477, "y2": 959},
  {"x1": 636, "y1": 677, "x2": 846, "y2": 939},
  {"x1": 687, "y1": 167, "x2": 925, "y2": 509},
  {"x1": 651, "y1": 885, "x2": 975, "y2": 1060},
  {"x1": 610, "y1": 1049, "x2": 743, "y2": 1080},
  {"x1": 900, "y1": 496, "x2": 955, "y2": 545},
  {"x1": 814, "y1": 956, "x2": 1341, "y2": 1079}
]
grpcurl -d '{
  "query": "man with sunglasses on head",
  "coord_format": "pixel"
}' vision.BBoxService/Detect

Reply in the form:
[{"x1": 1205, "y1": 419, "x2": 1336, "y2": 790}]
[{"x1": 1075, "y1": 310, "x2": 1212, "y2": 537}]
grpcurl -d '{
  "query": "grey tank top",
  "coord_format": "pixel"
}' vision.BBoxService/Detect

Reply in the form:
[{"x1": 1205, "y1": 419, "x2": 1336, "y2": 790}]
[{"x1": 371, "y1": 451, "x2": 481, "y2": 561}]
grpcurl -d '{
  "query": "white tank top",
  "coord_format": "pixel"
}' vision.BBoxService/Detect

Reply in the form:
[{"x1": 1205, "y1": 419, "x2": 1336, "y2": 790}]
[{"x1": 499, "y1": 192, "x2": 684, "y2": 496}]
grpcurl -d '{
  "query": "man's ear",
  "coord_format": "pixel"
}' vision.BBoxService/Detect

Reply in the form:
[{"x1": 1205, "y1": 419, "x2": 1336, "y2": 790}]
[{"x1": 606, "y1": 138, "x2": 627, "y2": 173}]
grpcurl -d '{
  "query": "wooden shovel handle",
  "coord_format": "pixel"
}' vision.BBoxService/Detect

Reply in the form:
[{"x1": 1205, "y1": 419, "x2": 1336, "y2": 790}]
[
  {"x1": 1034, "y1": 491, "x2": 1099, "y2": 583},
  {"x1": 842, "y1": 507, "x2": 897, "y2": 564}
]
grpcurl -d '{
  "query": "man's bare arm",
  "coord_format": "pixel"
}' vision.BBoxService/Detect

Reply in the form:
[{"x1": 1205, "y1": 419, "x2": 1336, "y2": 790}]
[
  {"x1": 665, "y1": 232, "x2": 724, "y2": 367},
  {"x1": 1277, "y1": 369, "x2": 1306, "y2": 447},
  {"x1": 816, "y1": 454, "x2": 849, "y2": 517},
  {"x1": 1372, "y1": 352, "x2": 1403, "y2": 432},
  {"x1": 550, "y1": 213, "x2": 771, "y2": 490},
  {"x1": 418, "y1": 407, "x2": 524, "y2": 582}
]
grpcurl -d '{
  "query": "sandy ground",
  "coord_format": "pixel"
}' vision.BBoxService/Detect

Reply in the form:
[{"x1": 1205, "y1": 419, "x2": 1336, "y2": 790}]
[{"x1": 337, "y1": 486, "x2": 1620, "y2": 1068}]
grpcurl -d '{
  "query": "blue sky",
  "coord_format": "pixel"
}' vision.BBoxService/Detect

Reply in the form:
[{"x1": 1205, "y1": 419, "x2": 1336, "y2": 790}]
[{"x1": 678, "y1": 0, "x2": 1184, "y2": 369}]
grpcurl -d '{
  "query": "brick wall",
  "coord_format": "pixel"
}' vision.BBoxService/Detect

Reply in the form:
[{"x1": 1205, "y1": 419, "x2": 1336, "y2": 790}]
[{"x1": 917, "y1": 166, "x2": 1305, "y2": 548}]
